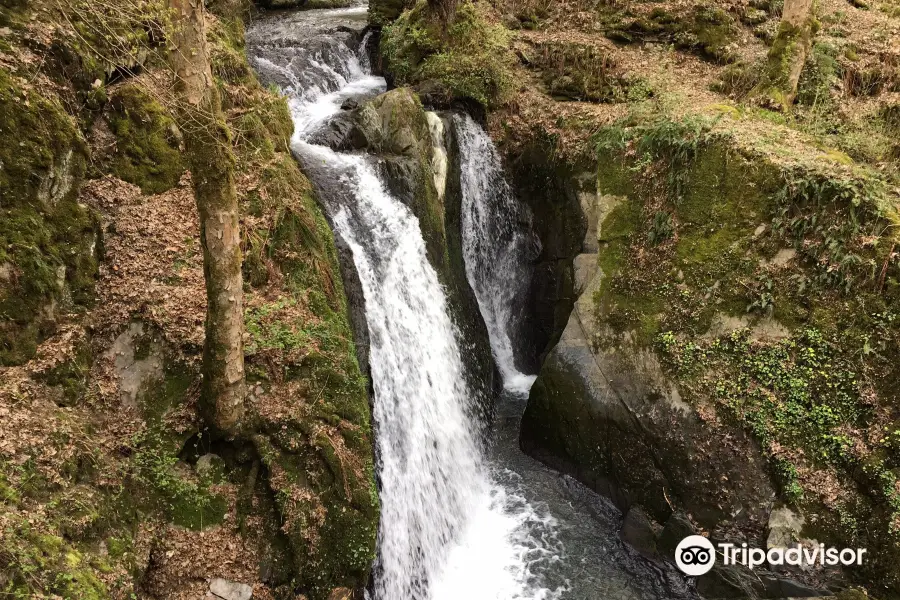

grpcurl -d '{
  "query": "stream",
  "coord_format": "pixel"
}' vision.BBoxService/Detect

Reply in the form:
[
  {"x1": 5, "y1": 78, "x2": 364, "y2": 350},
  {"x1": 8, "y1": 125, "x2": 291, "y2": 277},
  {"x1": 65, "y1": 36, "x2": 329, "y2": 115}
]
[{"x1": 246, "y1": 7, "x2": 697, "y2": 599}]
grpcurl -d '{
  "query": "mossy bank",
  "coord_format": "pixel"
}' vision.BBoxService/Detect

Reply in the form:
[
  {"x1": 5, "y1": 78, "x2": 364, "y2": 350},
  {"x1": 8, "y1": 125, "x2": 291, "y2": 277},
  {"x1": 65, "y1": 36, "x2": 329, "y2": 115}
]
[{"x1": 0, "y1": 0, "x2": 377, "y2": 598}]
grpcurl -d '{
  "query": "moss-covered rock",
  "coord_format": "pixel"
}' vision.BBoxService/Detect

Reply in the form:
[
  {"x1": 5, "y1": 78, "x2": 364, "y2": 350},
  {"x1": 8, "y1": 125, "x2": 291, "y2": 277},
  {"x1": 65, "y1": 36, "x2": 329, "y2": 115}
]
[
  {"x1": 0, "y1": 68, "x2": 97, "y2": 366},
  {"x1": 103, "y1": 84, "x2": 185, "y2": 195},
  {"x1": 369, "y1": 0, "x2": 411, "y2": 26},
  {"x1": 520, "y1": 113, "x2": 900, "y2": 593},
  {"x1": 604, "y1": 3, "x2": 741, "y2": 63},
  {"x1": 504, "y1": 135, "x2": 588, "y2": 367},
  {"x1": 216, "y1": 25, "x2": 381, "y2": 592},
  {"x1": 529, "y1": 40, "x2": 634, "y2": 103},
  {"x1": 2, "y1": 5, "x2": 381, "y2": 597},
  {"x1": 380, "y1": 0, "x2": 515, "y2": 108}
]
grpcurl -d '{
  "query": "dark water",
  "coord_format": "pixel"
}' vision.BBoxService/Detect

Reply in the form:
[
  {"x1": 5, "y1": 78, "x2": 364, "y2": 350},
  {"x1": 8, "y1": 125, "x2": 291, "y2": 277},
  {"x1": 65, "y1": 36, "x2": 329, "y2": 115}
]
[{"x1": 489, "y1": 390, "x2": 698, "y2": 600}]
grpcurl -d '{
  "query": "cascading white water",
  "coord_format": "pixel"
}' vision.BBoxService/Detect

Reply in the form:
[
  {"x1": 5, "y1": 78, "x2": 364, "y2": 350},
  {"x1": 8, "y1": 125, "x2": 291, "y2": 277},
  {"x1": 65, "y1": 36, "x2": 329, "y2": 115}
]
[
  {"x1": 357, "y1": 30, "x2": 373, "y2": 74},
  {"x1": 250, "y1": 16, "x2": 560, "y2": 600},
  {"x1": 455, "y1": 115, "x2": 537, "y2": 395}
]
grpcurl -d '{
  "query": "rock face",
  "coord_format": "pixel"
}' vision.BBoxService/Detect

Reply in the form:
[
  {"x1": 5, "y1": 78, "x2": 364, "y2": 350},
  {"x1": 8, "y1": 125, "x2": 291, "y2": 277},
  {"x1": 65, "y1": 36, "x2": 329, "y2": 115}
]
[
  {"x1": 1, "y1": 5, "x2": 380, "y2": 598},
  {"x1": 519, "y1": 172, "x2": 776, "y2": 530},
  {"x1": 516, "y1": 126, "x2": 900, "y2": 593},
  {"x1": 506, "y1": 141, "x2": 587, "y2": 371},
  {"x1": 0, "y1": 70, "x2": 97, "y2": 366}
]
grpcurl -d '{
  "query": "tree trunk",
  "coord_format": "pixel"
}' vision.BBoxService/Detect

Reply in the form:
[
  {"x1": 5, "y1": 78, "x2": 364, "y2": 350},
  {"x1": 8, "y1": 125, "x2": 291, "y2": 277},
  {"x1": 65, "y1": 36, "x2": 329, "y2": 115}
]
[
  {"x1": 426, "y1": 0, "x2": 458, "y2": 25},
  {"x1": 758, "y1": 0, "x2": 817, "y2": 109},
  {"x1": 168, "y1": 0, "x2": 246, "y2": 436}
]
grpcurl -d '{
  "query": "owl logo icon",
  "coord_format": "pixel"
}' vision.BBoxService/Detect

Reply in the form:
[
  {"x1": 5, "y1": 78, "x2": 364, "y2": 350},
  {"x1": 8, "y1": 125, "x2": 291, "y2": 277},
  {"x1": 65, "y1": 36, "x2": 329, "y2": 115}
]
[{"x1": 675, "y1": 535, "x2": 716, "y2": 576}]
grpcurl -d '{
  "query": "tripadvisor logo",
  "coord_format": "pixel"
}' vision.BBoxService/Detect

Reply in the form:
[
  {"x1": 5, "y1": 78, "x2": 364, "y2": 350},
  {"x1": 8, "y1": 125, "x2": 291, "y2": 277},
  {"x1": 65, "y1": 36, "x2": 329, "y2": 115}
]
[
  {"x1": 675, "y1": 536, "x2": 716, "y2": 576},
  {"x1": 674, "y1": 535, "x2": 868, "y2": 576}
]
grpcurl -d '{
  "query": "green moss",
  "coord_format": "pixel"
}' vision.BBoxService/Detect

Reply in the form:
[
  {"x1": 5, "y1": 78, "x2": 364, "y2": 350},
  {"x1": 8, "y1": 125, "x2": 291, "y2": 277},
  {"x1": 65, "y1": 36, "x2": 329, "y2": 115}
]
[
  {"x1": 381, "y1": 0, "x2": 515, "y2": 108},
  {"x1": 369, "y1": 0, "x2": 410, "y2": 25},
  {"x1": 105, "y1": 84, "x2": 184, "y2": 194},
  {"x1": 130, "y1": 425, "x2": 226, "y2": 530},
  {"x1": 36, "y1": 331, "x2": 92, "y2": 405},
  {"x1": 254, "y1": 425, "x2": 377, "y2": 600},
  {"x1": 796, "y1": 41, "x2": 840, "y2": 106},
  {"x1": 712, "y1": 61, "x2": 764, "y2": 97},
  {"x1": 680, "y1": 5, "x2": 741, "y2": 63},
  {"x1": 0, "y1": 69, "x2": 86, "y2": 206},
  {"x1": 213, "y1": 48, "x2": 378, "y2": 595},
  {"x1": 232, "y1": 92, "x2": 293, "y2": 158},
  {"x1": 753, "y1": 11, "x2": 819, "y2": 109},
  {"x1": 604, "y1": 3, "x2": 739, "y2": 63},
  {"x1": 596, "y1": 197, "x2": 640, "y2": 278},
  {"x1": 532, "y1": 40, "x2": 631, "y2": 102},
  {"x1": 0, "y1": 69, "x2": 98, "y2": 365},
  {"x1": 587, "y1": 107, "x2": 900, "y2": 590},
  {"x1": 0, "y1": 512, "x2": 109, "y2": 599},
  {"x1": 209, "y1": 17, "x2": 254, "y2": 85}
]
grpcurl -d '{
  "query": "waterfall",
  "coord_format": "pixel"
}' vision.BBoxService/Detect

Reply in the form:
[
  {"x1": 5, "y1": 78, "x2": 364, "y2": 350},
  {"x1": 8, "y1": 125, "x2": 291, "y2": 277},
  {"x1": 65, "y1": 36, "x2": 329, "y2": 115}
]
[
  {"x1": 249, "y1": 16, "x2": 559, "y2": 600},
  {"x1": 357, "y1": 30, "x2": 373, "y2": 74},
  {"x1": 454, "y1": 115, "x2": 537, "y2": 395}
]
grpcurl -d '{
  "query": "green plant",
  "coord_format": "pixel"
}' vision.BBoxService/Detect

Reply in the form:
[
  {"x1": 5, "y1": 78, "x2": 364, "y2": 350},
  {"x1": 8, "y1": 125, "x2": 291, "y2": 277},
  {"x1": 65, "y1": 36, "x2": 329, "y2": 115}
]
[
  {"x1": 648, "y1": 211, "x2": 675, "y2": 245},
  {"x1": 129, "y1": 427, "x2": 226, "y2": 530},
  {"x1": 746, "y1": 274, "x2": 775, "y2": 314}
]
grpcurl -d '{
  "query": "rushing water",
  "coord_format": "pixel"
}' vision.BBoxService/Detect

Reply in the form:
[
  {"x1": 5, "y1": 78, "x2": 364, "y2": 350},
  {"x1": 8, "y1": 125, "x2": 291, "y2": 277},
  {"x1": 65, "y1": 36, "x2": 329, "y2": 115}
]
[
  {"x1": 455, "y1": 114, "x2": 536, "y2": 394},
  {"x1": 249, "y1": 9, "x2": 561, "y2": 599},
  {"x1": 247, "y1": 8, "x2": 697, "y2": 600}
]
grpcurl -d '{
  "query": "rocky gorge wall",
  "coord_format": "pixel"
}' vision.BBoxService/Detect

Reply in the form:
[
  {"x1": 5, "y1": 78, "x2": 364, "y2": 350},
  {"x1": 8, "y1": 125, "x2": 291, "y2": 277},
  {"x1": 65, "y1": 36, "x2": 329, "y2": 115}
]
[
  {"x1": 308, "y1": 84, "x2": 498, "y2": 410},
  {"x1": 515, "y1": 126, "x2": 900, "y2": 597}
]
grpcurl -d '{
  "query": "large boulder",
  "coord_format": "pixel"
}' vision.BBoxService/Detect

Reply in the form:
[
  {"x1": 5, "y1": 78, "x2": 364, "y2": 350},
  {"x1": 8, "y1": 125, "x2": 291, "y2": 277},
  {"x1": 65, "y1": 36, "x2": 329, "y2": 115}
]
[{"x1": 517, "y1": 118, "x2": 900, "y2": 593}]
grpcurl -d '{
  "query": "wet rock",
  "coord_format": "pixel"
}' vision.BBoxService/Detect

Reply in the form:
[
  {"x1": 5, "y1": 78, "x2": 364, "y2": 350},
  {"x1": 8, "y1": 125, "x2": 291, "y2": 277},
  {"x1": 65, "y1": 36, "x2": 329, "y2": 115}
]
[
  {"x1": 377, "y1": 156, "x2": 420, "y2": 208},
  {"x1": 309, "y1": 111, "x2": 370, "y2": 151},
  {"x1": 658, "y1": 512, "x2": 696, "y2": 557},
  {"x1": 696, "y1": 564, "x2": 763, "y2": 598},
  {"x1": 506, "y1": 146, "x2": 588, "y2": 368},
  {"x1": 209, "y1": 578, "x2": 252, "y2": 600},
  {"x1": 619, "y1": 505, "x2": 658, "y2": 557},
  {"x1": 757, "y1": 572, "x2": 826, "y2": 597},
  {"x1": 340, "y1": 98, "x2": 359, "y2": 110}
]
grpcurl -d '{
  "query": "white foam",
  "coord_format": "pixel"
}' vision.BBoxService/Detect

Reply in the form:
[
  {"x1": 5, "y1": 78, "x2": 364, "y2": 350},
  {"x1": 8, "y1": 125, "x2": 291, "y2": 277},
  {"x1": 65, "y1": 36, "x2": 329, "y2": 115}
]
[
  {"x1": 455, "y1": 114, "x2": 539, "y2": 394},
  {"x1": 258, "y1": 30, "x2": 560, "y2": 600}
]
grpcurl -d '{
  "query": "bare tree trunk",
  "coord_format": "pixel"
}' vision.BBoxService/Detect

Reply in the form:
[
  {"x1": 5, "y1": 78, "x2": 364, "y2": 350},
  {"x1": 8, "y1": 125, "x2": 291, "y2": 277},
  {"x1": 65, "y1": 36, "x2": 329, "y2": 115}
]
[
  {"x1": 758, "y1": 0, "x2": 817, "y2": 109},
  {"x1": 168, "y1": 0, "x2": 246, "y2": 436}
]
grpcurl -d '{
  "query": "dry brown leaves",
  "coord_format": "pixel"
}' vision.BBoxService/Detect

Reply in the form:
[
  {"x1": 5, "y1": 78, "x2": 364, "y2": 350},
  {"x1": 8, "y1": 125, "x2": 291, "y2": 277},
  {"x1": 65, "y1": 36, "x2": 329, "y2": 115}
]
[
  {"x1": 140, "y1": 489, "x2": 266, "y2": 600},
  {"x1": 82, "y1": 175, "x2": 206, "y2": 354}
]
